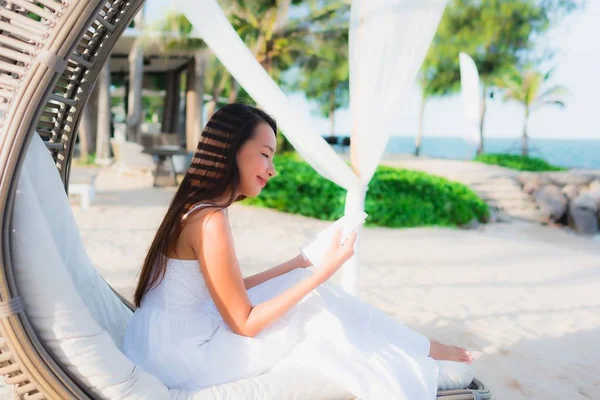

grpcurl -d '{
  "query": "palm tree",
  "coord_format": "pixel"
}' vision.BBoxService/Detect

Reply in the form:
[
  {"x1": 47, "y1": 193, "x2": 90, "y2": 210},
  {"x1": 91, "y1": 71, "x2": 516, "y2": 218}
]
[
  {"x1": 289, "y1": 24, "x2": 349, "y2": 137},
  {"x1": 414, "y1": 80, "x2": 429, "y2": 157},
  {"x1": 495, "y1": 67, "x2": 567, "y2": 156},
  {"x1": 222, "y1": 0, "x2": 347, "y2": 78}
]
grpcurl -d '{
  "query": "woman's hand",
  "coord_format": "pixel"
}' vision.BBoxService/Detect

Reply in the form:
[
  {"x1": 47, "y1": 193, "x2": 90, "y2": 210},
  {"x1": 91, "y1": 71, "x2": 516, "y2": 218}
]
[
  {"x1": 294, "y1": 254, "x2": 312, "y2": 269},
  {"x1": 317, "y1": 228, "x2": 357, "y2": 282}
]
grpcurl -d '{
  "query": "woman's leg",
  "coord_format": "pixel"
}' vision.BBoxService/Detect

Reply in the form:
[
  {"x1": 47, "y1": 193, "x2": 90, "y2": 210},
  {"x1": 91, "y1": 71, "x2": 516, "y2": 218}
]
[{"x1": 251, "y1": 268, "x2": 471, "y2": 363}]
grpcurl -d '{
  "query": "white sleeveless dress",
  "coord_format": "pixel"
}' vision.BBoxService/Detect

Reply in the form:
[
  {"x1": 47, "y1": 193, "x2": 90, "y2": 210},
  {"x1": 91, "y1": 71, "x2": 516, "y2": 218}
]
[{"x1": 123, "y1": 207, "x2": 439, "y2": 399}]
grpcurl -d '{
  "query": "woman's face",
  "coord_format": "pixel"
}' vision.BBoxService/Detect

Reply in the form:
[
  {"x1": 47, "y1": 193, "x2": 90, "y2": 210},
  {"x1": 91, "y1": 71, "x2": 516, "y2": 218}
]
[{"x1": 236, "y1": 122, "x2": 277, "y2": 197}]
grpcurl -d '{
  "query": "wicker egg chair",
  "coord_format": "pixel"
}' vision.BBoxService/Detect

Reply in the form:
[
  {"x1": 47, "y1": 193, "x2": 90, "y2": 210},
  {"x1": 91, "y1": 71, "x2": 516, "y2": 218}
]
[{"x1": 0, "y1": 1, "x2": 491, "y2": 399}]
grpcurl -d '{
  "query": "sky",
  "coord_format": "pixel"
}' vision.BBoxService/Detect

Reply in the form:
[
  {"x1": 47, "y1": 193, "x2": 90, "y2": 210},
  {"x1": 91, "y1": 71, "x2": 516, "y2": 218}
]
[{"x1": 145, "y1": 1, "x2": 600, "y2": 140}]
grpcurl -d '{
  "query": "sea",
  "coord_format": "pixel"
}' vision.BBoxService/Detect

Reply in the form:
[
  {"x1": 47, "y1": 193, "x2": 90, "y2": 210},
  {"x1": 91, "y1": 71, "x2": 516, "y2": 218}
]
[{"x1": 379, "y1": 137, "x2": 600, "y2": 170}]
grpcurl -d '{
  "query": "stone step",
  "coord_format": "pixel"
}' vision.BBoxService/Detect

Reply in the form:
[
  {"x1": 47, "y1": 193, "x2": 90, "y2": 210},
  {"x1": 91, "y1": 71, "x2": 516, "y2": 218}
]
[
  {"x1": 470, "y1": 181, "x2": 523, "y2": 191},
  {"x1": 465, "y1": 177, "x2": 544, "y2": 221},
  {"x1": 474, "y1": 189, "x2": 532, "y2": 201},
  {"x1": 486, "y1": 198, "x2": 539, "y2": 210},
  {"x1": 469, "y1": 177, "x2": 521, "y2": 186},
  {"x1": 501, "y1": 209, "x2": 548, "y2": 223}
]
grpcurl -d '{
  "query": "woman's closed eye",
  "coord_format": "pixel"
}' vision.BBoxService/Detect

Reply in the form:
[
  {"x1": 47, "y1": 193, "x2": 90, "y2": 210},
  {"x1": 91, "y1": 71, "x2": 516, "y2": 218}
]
[{"x1": 261, "y1": 153, "x2": 270, "y2": 158}]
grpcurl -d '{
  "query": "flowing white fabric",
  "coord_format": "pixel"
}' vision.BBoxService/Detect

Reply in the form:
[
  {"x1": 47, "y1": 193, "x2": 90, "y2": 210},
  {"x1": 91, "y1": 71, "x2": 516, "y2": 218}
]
[
  {"x1": 174, "y1": 0, "x2": 445, "y2": 295},
  {"x1": 342, "y1": 0, "x2": 447, "y2": 292},
  {"x1": 124, "y1": 256, "x2": 439, "y2": 399},
  {"x1": 349, "y1": 0, "x2": 447, "y2": 184},
  {"x1": 459, "y1": 52, "x2": 482, "y2": 146},
  {"x1": 175, "y1": 0, "x2": 358, "y2": 190}
]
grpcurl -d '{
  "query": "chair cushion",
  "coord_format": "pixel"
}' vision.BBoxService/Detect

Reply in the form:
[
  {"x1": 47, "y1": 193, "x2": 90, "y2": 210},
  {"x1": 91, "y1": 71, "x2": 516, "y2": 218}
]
[
  {"x1": 15, "y1": 135, "x2": 133, "y2": 348},
  {"x1": 11, "y1": 135, "x2": 353, "y2": 399},
  {"x1": 13, "y1": 135, "x2": 169, "y2": 397}
]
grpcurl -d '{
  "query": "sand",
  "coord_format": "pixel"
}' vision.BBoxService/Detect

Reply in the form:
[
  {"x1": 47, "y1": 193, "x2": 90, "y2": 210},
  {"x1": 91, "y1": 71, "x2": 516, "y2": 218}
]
[{"x1": 1, "y1": 164, "x2": 599, "y2": 399}]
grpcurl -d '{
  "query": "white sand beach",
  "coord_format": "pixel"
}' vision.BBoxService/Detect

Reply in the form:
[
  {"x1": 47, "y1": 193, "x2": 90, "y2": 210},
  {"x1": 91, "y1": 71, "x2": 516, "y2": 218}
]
[{"x1": 2, "y1": 165, "x2": 599, "y2": 399}]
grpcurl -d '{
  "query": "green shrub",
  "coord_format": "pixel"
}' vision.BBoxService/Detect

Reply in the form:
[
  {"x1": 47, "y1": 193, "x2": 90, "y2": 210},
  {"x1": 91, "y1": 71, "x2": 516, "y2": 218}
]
[
  {"x1": 243, "y1": 155, "x2": 489, "y2": 228},
  {"x1": 74, "y1": 153, "x2": 97, "y2": 166},
  {"x1": 475, "y1": 153, "x2": 566, "y2": 171}
]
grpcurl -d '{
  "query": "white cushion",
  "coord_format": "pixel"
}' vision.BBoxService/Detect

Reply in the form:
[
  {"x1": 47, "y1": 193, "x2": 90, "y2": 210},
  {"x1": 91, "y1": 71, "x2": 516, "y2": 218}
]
[
  {"x1": 11, "y1": 135, "x2": 353, "y2": 399},
  {"x1": 435, "y1": 361, "x2": 475, "y2": 391},
  {"x1": 13, "y1": 135, "x2": 169, "y2": 398},
  {"x1": 172, "y1": 368, "x2": 351, "y2": 400}
]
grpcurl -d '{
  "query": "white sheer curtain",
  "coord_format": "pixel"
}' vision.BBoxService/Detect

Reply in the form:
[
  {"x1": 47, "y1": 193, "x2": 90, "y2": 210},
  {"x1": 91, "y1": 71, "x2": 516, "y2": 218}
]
[
  {"x1": 459, "y1": 52, "x2": 482, "y2": 147},
  {"x1": 175, "y1": 0, "x2": 446, "y2": 295},
  {"x1": 175, "y1": 0, "x2": 359, "y2": 190},
  {"x1": 344, "y1": 0, "x2": 447, "y2": 293}
]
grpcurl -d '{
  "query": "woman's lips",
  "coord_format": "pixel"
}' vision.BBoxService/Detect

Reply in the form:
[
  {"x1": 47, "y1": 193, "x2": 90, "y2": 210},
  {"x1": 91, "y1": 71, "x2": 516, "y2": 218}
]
[{"x1": 257, "y1": 176, "x2": 267, "y2": 188}]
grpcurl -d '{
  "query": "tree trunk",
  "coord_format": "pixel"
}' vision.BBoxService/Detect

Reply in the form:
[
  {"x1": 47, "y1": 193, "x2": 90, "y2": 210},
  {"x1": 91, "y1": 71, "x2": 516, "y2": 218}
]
[
  {"x1": 186, "y1": 50, "x2": 207, "y2": 152},
  {"x1": 206, "y1": 72, "x2": 228, "y2": 118},
  {"x1": 477, "y1": 85, "x2": 487, "y2": 155},
  {"x1": 415, "y1": 93, "x2": 426, "y2": 156},
  {"x1": 252, "y1": 0, "x2": 291, "y2": 68},
  {"x1": 228, "y1": 79, "x2": 240, "y2": 103},
  {"x1": 329, "y1": 92, "x2": 336, "y2": 136},
  {"x1": 273, "y1": 0, "x2": 292, "y2": 33},
  {"x1": 522, "y1": 108, "x2": 529, "y2": 157},
  {"x1": 96, "y1": 64, "x2": 112, "y2": 165},
  {"x1": 206, "y1": 99, "x2": 217, "y2": 120}
]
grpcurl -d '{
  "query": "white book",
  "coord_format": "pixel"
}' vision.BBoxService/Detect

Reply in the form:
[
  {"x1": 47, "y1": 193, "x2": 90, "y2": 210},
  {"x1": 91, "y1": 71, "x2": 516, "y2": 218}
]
[{"x1": 300, "y1": 211, "x2": 368, "y2": 268}]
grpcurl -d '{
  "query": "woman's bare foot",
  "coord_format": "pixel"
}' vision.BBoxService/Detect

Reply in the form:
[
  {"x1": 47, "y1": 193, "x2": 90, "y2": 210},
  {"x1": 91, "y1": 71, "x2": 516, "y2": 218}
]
[{"x1": 429, "y1": 340, "x2": 472, "y2": 364}]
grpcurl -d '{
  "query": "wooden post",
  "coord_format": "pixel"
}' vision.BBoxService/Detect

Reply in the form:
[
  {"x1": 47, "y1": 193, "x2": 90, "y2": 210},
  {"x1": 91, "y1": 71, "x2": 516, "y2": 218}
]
[
  {"x1": 96, "y1": 64, "x2": 112, "y2": 165},
  {"x1": 88, "y1": 83, "x2": 99, "y2": 154},
  {"x1": 127, "y1": 9, "x2": 145, "y2": 143},
  {"x1": 185, "y1": 51, "x2": 206, "y2": 152},
  {"x1": 78, "y1": 103, "x2": 92, "y2": 159},
  {"x1": 162, "y1": 70, "x2": 181, "y2": 134}
]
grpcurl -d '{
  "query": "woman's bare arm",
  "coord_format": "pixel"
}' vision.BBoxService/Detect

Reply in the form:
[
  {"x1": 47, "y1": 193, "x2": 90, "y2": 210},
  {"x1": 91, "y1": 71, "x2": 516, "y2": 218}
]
[
  {"x1": 191, "y1": 210, "x2": 327, "y2": 338},
  {"x1": 242, "y1": 255, "x2": 310, "y2": 290}
]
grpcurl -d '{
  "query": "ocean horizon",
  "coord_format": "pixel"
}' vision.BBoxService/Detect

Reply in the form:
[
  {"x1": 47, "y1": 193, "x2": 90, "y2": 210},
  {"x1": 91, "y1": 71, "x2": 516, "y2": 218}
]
[{"x1": 374, "y1": 136, "x2": 600, "y2": 170}]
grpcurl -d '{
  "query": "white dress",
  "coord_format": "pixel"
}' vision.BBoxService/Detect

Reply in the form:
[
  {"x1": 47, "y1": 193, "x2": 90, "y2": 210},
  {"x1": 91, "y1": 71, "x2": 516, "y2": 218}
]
[{"x1": 123, "y1": 210, "x2": 439, "y2": 399}]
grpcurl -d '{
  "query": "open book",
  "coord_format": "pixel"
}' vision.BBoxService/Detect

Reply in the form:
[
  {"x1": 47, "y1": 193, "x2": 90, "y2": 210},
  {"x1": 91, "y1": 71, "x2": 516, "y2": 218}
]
[{"x1": 300, "y1": 211, "x2": 368, "y2": 268}]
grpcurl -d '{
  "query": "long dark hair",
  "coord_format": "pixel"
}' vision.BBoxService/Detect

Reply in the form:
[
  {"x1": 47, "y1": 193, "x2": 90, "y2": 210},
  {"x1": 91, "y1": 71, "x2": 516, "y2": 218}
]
[{"x1": 133, "y1": 103, "x2": 277, "y2": 307}]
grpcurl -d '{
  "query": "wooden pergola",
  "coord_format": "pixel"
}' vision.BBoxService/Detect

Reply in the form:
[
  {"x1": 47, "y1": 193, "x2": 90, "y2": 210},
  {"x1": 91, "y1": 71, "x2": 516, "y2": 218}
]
[{"x1": 81, "y1": 18, "x2": 206, "y2": 164}]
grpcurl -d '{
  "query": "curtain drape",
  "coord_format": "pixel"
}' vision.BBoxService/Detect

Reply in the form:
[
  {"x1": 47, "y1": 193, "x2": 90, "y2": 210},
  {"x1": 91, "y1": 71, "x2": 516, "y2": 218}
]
[
  {"x1": 176, "y1": 0, "x2": 446, "y2": 295},
  {"x1": 459, "y1": 52, "x2": 482, "y2": 147},
  {"x1": 344, "y1": 0, "x2": 447, "y2": 293}
]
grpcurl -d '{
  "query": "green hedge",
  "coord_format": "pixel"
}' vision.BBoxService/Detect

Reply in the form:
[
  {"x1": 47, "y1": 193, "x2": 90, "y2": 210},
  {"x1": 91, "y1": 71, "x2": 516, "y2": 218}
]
[
  {"x1": 243, "y1": 154, "x2": 489, "y2": 228},
  {"x1": 475, "y1": 153, "x2": 566, "y2": 172}
]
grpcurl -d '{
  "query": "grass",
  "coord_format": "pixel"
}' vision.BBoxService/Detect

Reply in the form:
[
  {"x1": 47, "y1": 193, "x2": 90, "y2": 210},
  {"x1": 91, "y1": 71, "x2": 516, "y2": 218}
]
[{"x1": 474, "y1": 153, "x2": 567, "y2": 172}]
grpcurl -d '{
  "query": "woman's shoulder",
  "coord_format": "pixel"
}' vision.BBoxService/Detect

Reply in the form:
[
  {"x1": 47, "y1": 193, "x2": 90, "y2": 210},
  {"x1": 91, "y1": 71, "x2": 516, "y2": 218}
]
[
  {"x1": 176, "y1": 206, "x2": 230, "y2": 259},
  {"x1": 183, "y1": 205, "x2": 230, "y2": 237}
]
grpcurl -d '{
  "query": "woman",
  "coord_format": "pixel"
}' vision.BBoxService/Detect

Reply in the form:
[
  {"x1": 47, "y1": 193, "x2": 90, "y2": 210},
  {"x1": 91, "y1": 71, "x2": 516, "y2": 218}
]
[{"x1": 124, "y1": 103, "x2": 471, "y2": 399}]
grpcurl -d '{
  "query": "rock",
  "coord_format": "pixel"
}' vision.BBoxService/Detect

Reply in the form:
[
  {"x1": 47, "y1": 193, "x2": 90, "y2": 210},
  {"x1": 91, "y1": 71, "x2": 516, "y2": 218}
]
[
  {"x1": 585, "y1": 187, "x2": 600, "y2": 211},
  {"x1": 518, "y1": 173, "x2": 552, "y2": 188},
  {"x1": 460, "y1": 218, "x2": 480, "y2": 230},
  {"x1": 568, "y1": 201, "x2": 599, "y2": 234},
  {"x1": 572, "y1": 192, "x2": 599, "y2": 212},
  {"x1": 533, "y1": 185, "x2": 567, "y2": 221},
  {"x1": 562, "y1": 184, "x2": 580, "y2": 200},
  {"x1": 523, "y1": 181, "x2": 541, "y2": 195},
  {"x1": 589, "y1": 179, "x2": 600, "y2": 193},
  {"x1": 517, "y1": 172, "x2": 537, "y2": 186},
  {"x1": 546, "y1": 172, "x2": 594, "y2": 187}
]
